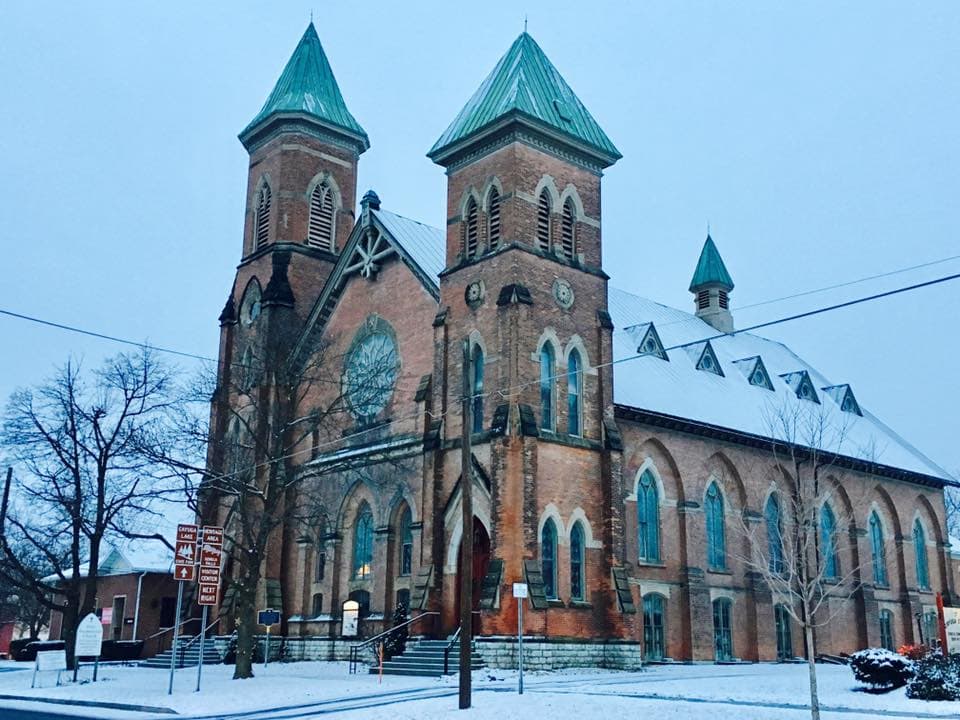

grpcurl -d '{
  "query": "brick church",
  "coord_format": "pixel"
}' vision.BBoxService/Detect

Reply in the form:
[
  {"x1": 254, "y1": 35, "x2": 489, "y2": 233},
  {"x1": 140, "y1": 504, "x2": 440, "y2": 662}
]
[{"x1": 207, "y1": 24, "x2": 958, "y2": 666}]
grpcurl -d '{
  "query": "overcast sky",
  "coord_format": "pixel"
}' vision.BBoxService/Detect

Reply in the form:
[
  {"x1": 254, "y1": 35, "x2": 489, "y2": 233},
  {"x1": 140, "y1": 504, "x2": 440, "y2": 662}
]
[{"x1": 1, "y1": 2, "x2": 958, "y2": 476}]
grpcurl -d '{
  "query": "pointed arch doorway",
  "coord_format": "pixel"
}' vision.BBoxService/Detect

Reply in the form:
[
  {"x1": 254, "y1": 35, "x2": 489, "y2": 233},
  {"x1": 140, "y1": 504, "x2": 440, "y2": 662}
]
[{"x1": 454, "y1": 517, "x2": 490, "y2": 635}]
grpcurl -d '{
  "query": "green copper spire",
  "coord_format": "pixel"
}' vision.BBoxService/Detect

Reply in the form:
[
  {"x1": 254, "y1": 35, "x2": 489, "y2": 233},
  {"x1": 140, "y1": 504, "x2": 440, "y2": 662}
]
[
  {"x1": 240, "y1": 23, "x2": 368, "y2": 152},
  {"x1": 428, "y1": 32, "x2": 620, "y2": 166},
  {"x1": 689, "y1": 235, "x2": 734, "y2": 292}
]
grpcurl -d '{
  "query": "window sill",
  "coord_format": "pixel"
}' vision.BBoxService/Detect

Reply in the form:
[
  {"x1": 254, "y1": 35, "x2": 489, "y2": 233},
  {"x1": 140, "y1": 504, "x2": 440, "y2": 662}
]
[
  {"x1": 636, "y1": 561, "x2": 666, "y2": 569},
  {"x1": 546, "y1": 599, "x2": 564, "y2": 608},
  {"x1": 706, "y1": 569, "x2": 732, "y2": 576},
  {"x1": 566, "y1": 600, "x2": 592, "y2": 609}
]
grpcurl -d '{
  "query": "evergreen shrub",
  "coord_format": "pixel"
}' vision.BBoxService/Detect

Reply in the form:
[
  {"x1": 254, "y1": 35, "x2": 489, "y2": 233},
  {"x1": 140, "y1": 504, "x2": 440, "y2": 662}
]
[
  {"x1": 906, "y1": 653, "x2": 960, "y2": 701},
  {"x1": 849, "y1": 648, "x2": 914, "y2": 691}
]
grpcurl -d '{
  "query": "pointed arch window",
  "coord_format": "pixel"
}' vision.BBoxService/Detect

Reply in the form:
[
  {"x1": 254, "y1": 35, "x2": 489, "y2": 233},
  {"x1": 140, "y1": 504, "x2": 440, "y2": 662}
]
[
  {"x1": 255, "y1": 182, "x2": 272, "y2": 249},
  {"x1": 541, "y1": 518, "x2": 558, "y2": 599},
  {"x1": 308, "y1": 182, "x2": 335, "y2": 251},
  {"x1": 353, "y1": 503, "x2": 374, "y2": 579},
  {"x1": 775, "y1": 604, "x2": 793, "y2": 660},
  {"x1": 643, "y1": 594, "x2": 666, "y2": 661},
  {"x1": 637, "y1": 470, "x2": 660, "y2": 563},
  {"x1": 399, "y1": 507, "x2": 413, "y2": 576},
  {"x1": 311, "y1": 593, "x2": 324, "y2": 617},
  {"x1": 869, "y1": 511, "x2": 888, "y2": 586},
  {"x1": 537, "y1": 190, "x2": 552, "y2": 251},
  {"x1": 567, "y1": 349, "x2": 582, "y2": 436},
  {"x1": 765, "y1": 495, "x2": 785, "y2": 574},
  {"x1": 820, "y1": 503, "x2": 839, "y2": 579},
  {"x1": 487, "y1": 187, "x2": 501, "y2": 250},
  {"x1": 471, "y1": 345, "x2": 484, "y2": 434},
  {"x1": 560, "y1": 198, "x2": 576, "y2": 260},
  {"x1": 464, "y1": 197, "x2": 479, "y2": 258},
  {"x1": 913, "y1": 519, "x2": 930, "y2": 590},
  {"x1": 570, "y1": 522, "x2": 585, "y2": 601},
  {"x1": 705, "y1": 482, "x2": 726, "y2": 570},
  {"x1": 539, "y1": 342, "x2": 556, "y2": 431}
]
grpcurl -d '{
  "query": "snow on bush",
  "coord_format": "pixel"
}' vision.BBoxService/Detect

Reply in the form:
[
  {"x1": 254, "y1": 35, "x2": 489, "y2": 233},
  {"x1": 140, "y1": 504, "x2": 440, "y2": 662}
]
[
  {"x1": 906, "y1": 653, "x2": 960, "y2": 702},
  {"x1": 849, "y1": 648, "x2": 914, "y2": 691}
]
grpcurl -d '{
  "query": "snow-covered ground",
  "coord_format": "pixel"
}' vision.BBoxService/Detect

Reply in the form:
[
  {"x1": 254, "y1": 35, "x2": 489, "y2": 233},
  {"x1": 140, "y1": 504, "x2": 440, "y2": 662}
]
[{"x1": 0, "y1": 660, "x2": 956, "y2": 719}]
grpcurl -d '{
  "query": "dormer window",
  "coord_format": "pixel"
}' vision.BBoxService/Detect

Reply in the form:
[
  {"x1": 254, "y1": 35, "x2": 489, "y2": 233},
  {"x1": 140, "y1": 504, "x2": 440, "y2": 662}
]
[
  {"x1": 781, "y1": 371, "x2": 820, "y2": 404},
  {"x1": 694, "y1": 342, "x2": 724, "y2": 376},
  {"x1": 633, "y1": 323, "x2": 668, "y2": 361},
  {"x1": 823, "y1": 384, "x2": 863, "y2": 416},
  {"x1": 733, "y1": 356, "x2": 774, "y2": 391}
]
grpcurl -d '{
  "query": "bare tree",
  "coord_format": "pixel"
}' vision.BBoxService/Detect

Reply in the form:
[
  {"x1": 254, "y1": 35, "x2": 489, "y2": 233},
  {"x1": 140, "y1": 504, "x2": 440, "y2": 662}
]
[
  {"x1": 946, "y1": 481, "x2": 959, "y2": 544},
  {"x1": 0, "y1": 535, "x2": 53, "y2": 641},
  {"x1": 0, "y1": 350, "x2": 187, "y2": 667},
  {"x1": 735, "y1": 399, "x2": 871, "y2": 720},
  {"x1": 165, "y1": 335, "x2": 410, "y2": 680}
]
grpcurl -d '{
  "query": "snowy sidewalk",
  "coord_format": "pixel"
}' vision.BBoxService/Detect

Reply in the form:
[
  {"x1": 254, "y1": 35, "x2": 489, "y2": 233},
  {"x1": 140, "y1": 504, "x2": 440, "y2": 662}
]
[{"x1": 0, "y1": 661, "x2": 956, "y2": 719}]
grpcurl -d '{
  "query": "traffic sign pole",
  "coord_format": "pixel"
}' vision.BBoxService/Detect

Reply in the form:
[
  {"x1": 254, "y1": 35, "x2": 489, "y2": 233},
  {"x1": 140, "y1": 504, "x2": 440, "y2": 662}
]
[
  {"x1": 512, "y1": 583, "x2": 527, "y2": 695},
  {"x1": 168, "y1": 580, "x2": 184, "y2": 695},
  {"x1": 195, "y1": 604, "x2": 208, "y2": 692}
]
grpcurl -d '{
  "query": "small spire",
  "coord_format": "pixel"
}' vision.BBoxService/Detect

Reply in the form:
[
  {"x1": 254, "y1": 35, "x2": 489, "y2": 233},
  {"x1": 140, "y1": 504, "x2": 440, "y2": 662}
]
[{"x1": 524, "y1": 15, "x2": 528, "y2": 33}]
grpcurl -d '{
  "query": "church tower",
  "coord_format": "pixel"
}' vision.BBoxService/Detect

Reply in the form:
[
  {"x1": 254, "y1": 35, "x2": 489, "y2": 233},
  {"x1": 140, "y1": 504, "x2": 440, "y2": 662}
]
[{"x1": 428, "y1": 33, "x2": 628, "y2": 637}]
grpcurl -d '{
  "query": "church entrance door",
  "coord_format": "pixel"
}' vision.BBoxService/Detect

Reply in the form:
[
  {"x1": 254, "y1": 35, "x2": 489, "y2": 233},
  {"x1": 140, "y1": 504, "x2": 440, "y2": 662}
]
[{"x1": 454, "y1": 517, "x2": 490, "y2": 635}]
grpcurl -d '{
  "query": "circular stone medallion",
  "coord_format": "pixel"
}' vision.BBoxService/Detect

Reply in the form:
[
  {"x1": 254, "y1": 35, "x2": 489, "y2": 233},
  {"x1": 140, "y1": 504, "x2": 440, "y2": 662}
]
[{"x1": 553, "y1": 279, "x2": 575, "y2": 310}]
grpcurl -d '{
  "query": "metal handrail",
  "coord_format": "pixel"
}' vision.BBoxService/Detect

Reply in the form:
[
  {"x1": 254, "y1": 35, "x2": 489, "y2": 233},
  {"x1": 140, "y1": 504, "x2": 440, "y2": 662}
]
[
  {"x1": 347, "y1": 612, "x2": 438, "y2": 674},
  {"x1": 442, "y1": 625, "x2": 462, "y2": 675},
  {"x1": 178, "y1": 612, "x2": 224, "y2": 666},
  {"x1": 146, "y1": 617, "x2": 194, "y2": 640}
]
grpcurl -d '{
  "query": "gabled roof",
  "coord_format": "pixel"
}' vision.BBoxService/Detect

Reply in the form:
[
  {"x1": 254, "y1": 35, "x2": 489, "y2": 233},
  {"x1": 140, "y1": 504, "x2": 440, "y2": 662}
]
[
  {"x1": 608, "y1": 286, "x2": 952, "y2": 484},
  {"x1": 689, "y1": 235, "x2": 734, "y2": 292},
  {"x1": 240, "y1": 23, "x2": 368, "y2": 151},
  {"x1": 428, "y1": 32, "x2": 620, "y2": 165},
  {"x1": 372, "y1": 209, "x2": 445, "y2": 288}
]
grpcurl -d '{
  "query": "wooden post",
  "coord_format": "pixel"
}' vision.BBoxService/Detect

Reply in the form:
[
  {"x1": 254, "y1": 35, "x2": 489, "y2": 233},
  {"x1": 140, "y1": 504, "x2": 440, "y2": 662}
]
[{"x1": 459, "y1": 339, "x2": 473, "y2": 710}]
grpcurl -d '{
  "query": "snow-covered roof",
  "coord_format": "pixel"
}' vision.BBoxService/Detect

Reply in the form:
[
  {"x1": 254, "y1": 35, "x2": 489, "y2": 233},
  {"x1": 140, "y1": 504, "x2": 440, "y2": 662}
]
[
  {"x1": 374, "y1": 212, "x2": 952, "y2": 485},
  {"x1": 373, "y1": 208, "x2": 445, "y2": 290},
  {"x1": 608, "y1": 287, "x2": 952, "y2": 483}
]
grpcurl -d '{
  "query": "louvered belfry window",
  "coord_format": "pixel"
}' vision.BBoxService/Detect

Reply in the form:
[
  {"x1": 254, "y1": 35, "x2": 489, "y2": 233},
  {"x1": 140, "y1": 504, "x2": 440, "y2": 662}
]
[
  {"x1": 308, "y1": 182, "x2": 335, "y2": 251},
  {"x1": 561, "y1": 199, "x2": 576, "y2": 260},
  {"x1": 487, "y1": 188, "x2": 501, "y2": 250},
  {"x1": 255, "y1": 183, "x2": 272, "y2": 249},
  {"x1": 464, "y1": 197, "x2": 479, "y2": 258},
  {"x1": 537, "y1": 190, "x2": 552, "y2": 251}
]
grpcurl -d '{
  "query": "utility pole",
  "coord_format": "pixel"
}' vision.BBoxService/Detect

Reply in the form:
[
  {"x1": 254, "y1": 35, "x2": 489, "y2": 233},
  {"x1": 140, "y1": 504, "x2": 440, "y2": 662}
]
[{"x1": 459, "y1": 338, "x2": 473, "y2": 710}]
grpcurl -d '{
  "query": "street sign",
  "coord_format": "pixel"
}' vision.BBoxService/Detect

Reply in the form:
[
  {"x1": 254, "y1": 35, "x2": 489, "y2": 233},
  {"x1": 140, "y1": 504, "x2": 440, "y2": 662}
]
[
  {"x1": 200, "y1": 544, "x2": 222, "y2": 568},
  {"x1": 75, "y1": 613, "x2": 103, "y2": 657},
  {"x1": 198, "y1": 583, "x2": 219, "y2": 606},
  {"x1": 175, "y1": 564, "x2": 196, "y2": 582},
  {"x1": 175, "y1": 541, "x2": 196, "y2": 564},
  {"x1": 512, "y1": 583, "x2": 528, "y2": 598},
  {"x1": 201, "y1": 525, "x2": 223, "y2": 546},
  {"x1": 258, "y1": 609, "x2": 281, "y2": 627},
  {"x1": 176, "y1": 524, "x2": 199, "y2": 543},
  {"x1": 198, "y1": 566, "x2": 220, "y2": 584}
]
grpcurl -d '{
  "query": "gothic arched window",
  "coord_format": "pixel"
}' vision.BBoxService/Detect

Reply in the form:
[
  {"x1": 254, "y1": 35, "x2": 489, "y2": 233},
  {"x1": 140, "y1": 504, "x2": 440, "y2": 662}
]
[
  {"x1": 541, "y1": 518, "x2": 558, "y2": 599},
  {"x1": 537, "y1": 190, "x2": 552, "y2": 251},
  {"x1": 487, "y1": 187, "x2": 501, "y2": 250},
  {"x1": 561, "y1": 198, "x2": 576, "y2": 260},
  {"x1": 869, "y1": 511, "x2": 888, "y2": 586},
  {"x1": 567, "y1": 349, "x2": 582, "y2": 436},
  {"x1": 472, "y1": 345, "x2": 484, "y2": 434},
  {"x1": 637, "y1": 470, "x2": 660, "y2": 562},
  {"x1": 464, "y1": 197, "x2": 479, "y2": 258},
  {"x1": 353, "y1": 503, "x2": 374, "y2": 579},
  {"x1": 765, "y1": 495, "x2": 784, "y2": 574},
  {"x1": 820, "y1": 503, "x2": 839, "y2": 579},
  {"x1": 913, "y1": 519, "x2": 930, "y2": 589},
  {"x1": 705, "y1": 482, "x2": 726, "y2": 570},
  {"x1": 399, "y1": 507, "x2": 413, "y2": 576},
  {"x1": 879, "y1": 609, "x2": 894, "y2": 650},
  {"x1": 570, "y1": 521, "x2": 585, "y2": 601},
  {"x1": 308, "y1": 182, "x2": 335, "y2": 251},
  {"x1": 255, "y1": 181, "x2": 272, "y2": 249},
  {"x1": 775, "y1": 604, "x2": 793, "y2": 660},
  {"x1": 539, "y1": 342, "x2": 556, "y2": 431}
]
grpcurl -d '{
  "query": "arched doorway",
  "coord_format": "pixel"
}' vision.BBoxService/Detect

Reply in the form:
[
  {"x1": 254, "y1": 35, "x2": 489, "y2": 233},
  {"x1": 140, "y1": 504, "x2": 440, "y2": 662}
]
[{"x1": 454, "y1": 517, "x2": 490, "y2": 634}]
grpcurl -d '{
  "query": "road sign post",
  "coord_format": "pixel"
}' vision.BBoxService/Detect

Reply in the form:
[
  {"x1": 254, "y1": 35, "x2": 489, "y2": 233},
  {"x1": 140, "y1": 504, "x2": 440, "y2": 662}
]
[
  {"x1": 513, "y1": 583, "x2": 528, "y2": 695},
  {"x1": 168, "y1": 578, "x2": 184, "y2": 695},
  {"x1": 169, "y1": 523, "x2": 198, "y2": 696},
  {"x1": 258, "y1": 609, "x2": 281, "y2": 668},
  {"x1": 196, "y1": 525, "x2": 223, "y2": 693}
]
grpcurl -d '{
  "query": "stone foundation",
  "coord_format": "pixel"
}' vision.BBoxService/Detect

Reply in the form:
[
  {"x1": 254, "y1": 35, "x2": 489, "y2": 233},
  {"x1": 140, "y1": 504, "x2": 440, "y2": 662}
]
[{"x1": 475, "y1": 636, "x2": 643, "y2": 671}]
